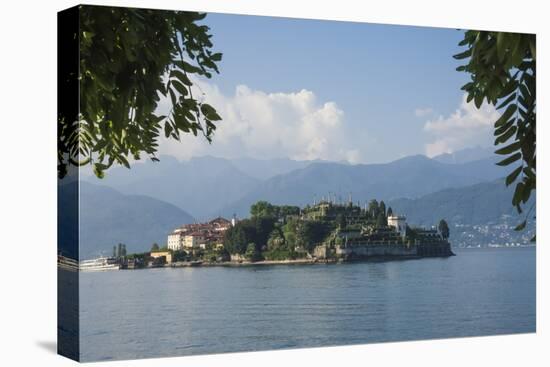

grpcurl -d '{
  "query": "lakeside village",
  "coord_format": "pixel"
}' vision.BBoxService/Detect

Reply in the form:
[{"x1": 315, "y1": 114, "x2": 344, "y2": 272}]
[{"x1": 60, "y1": 198, "x2": 454, "y2": 272}]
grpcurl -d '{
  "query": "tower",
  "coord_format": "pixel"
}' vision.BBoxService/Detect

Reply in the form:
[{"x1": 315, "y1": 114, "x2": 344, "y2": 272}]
[{"x1": 388, "y1": 215, "x2": 407, "y2": 238}]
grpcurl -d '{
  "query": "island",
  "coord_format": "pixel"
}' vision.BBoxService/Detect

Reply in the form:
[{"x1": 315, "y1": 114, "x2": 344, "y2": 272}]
[{"x1": 71, "y1": 198, "x2": 454, "y2": 271}]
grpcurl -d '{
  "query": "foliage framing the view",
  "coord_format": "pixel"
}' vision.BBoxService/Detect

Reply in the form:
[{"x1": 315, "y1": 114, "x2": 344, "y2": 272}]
[
  {"x1": 58, "y1": 6, "x2": 222, "y2": 178},
  {"x1": 454, "y1": 31, "x2": 536, "y2": 232}
]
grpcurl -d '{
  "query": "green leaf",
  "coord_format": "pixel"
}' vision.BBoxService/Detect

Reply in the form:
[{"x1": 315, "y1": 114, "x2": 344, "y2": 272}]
[
  {"x1": 164, "y1": 122, "x2": 173, "y2": 138},
  {"x1": 152, "y1": 114, "x2": 166, "y2": 123},
  {"x1": 512, "y1": 182, "x2": 524, "y2": 206},
  {"x1": 496, "y1": 93, "x2": 516, "y2": 110},
  {"x1": 474, "y1": 94, "x2": 483, "y2": 108},
  {"x1": 173, "y1": 111, "x2": 191, "y2": 130},
  {"x1": 210, "y1": 52, "x2": 222, "y2": 62},
  {"x1": 523, "y1": 167, "x2": 535, "y2": 180},
  {"x1": 524, "y1": 73, "x2": 535, "y2": 95},
  {"x1": 169, "y1": 88, "x2": 177, "y2": 107},
  {"x1": 495, "y1": 141, "x2": 520, "y2": 155},
  {"x1": 496, "y1": 152, "x2": 521, "y2": 166},
  {"x1": 500, "y1": 80, "x2": 518, "y2": 98},
  {"x1": 522, "y1": 184, "x2": 532, "y2": 203},
  {"x1": 496, "y1": 32, "x2": 508, "y2": 62},
  {"x1": 200, "y1": 103, "x2": 222, "y2": 121},
  {"x1": 519, "y1": 83, "x2": 531, "y2": 101},
  {"x1": 494, "y1": 120, "x2": 514, "y2": 136},
  {"x1": 505, "y1": 166, "x2": 522, "y2": 186},
  {"x1": 93, "y1": 163, "x2": 106, "y2": 179},
  {"x1": 118, "y1": 155, "x2": 130, "y2": 169},
  {"x1": 175, "y1": 60, "x2": 202, "y2": 74},
  {"x1": 528, "y1": 39, "x2": 536, "y2": 60},
  {"x1": 171, "y1": 80, "x2": 188, "y2": 96},
  {"x1": 453, "y1": 49, "x2": 472, "y2": 60},
  {"x1": 494, "y1": 104, "x2": 517, "y2": 127},
  {"x1": 514, "y1": 221, "x2": 526, "y2": 231},
  {"x1": 170, "y1": 69, "x2": 193, "y2": 86},
  {"x1": 494, "y1": 125, "x2": 517, "y2": 144}
]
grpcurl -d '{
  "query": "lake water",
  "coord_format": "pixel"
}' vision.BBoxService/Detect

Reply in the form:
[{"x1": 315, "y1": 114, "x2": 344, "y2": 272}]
[{"x1": 78, "y1": 247, "x2": 536, "y2": 361}]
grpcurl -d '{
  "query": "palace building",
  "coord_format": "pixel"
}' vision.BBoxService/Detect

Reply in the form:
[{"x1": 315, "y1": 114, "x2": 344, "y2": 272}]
[{"x1": 167, "y1": 217, "x2": 233, "y2": 251}]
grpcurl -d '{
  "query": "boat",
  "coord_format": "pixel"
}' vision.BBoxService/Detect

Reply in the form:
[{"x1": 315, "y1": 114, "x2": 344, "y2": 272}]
[
  {"x1": 79, "y1": 257, "x2": 120, "y2": 272},
  {"x1": 58, "y1": 255, "x2": 79, "y2": 271}
]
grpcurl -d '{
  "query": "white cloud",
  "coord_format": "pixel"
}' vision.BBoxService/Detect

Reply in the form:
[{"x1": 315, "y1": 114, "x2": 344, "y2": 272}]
[
  {"x1": 414, "y1": 107, "x2": 433, "y2": 117},
  {"x1": 423, "y1": 94, "x2": 500, "y2": 157},
  {"x1": 156, "y1": 81, "x2": 366, "y2": 163}
]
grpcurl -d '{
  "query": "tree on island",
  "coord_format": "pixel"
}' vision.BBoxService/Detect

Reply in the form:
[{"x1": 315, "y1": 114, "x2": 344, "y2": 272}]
[
  {"x1": 172, "y1": 250, "x2": 188, "y2": 262},
  {"x1": 368, "y1": 199, "x2": 379, "y2": 219},
  {"x1": 277, "y1": 205, "x2": 301, "y2": 223},
  {"x1": 379, "y1": 201, "x2": 387, "y2": 218},
  {"x1": 250, "y1": 201, "x2": 277, "y2": 219},
  {"x1": 295, "y1": 220, "x2": 329, "y2": 253},
  {"x1": 454, "y1": 31, "x2": 535, "y2": 235},
  {"x1": 406, "y1": 225, "x2": 417, "y2": 241},
  {"x1": 245, "y1": 243, "x2": 262, "y2": 262},
  {"x1": 376, "y1": 212, "x2": 387, "y2": 228},
  {"x1": 336, "y1": 214, "x2": 347, "y2": 229},
  {"x1": 151, "y1": 243, "x2": 160, "y2": 252},
  {"x1": 59, "y1": 7, "x2": 223, "y2": 179},
  {"x1": 438, "y1": 220, "x2": 450, "y2": 240},
  {"x1": 223, "y1": 219, "x2": 257, "y2": 255},
  {"x1": 387, "y1": 207, "x2": 393, "y2": 217},
  {"x1": 267, "y1": 227, "x2": 286, "y2": 250},
  {"x1": 223, "y1": 214, "x2": 277, "y2": 255}
]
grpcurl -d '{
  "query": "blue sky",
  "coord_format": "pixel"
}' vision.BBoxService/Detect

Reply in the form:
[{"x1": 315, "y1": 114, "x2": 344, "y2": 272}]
[{"x1": 160, "y1": 12, "x2": 499, "y2": 164}]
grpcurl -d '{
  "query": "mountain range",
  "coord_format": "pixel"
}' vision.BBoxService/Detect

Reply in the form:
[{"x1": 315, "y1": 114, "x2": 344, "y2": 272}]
[
  {"x1": 217, "y1": 154, "x2": 506, "y2": 218},
  {"x1": 74, "y1": 147, "x2": 534, "y2": 255},
  {"x1": 86, "y1": 155, "x2": 259, "y2": 219},
  {"x1": 432, "y1": 146, "x2": 494, "y2": 164},
  {"x1": 85, "y1": 150, "x2": 508, "y2": 219},
  {"x1": 70, "y1": 181, "x2": 194, "y2": 259},
  {"x1": 388, "y1": 179, "x2": 533, "y2": 226}
]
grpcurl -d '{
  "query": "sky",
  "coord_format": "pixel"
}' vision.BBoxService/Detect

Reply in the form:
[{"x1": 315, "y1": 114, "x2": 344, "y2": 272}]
[{"x1": 157, "y1": 12, "x2": 501, "y2": 164}]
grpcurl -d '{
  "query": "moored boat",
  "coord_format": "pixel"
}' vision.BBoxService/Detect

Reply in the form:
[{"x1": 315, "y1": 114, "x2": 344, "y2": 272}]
[
  {"x1": 79, "y1": 257, "x2": 120, "y2": 272},
  {"x1": 58, "y1": 255, "x2": 79, "y2": 271}
]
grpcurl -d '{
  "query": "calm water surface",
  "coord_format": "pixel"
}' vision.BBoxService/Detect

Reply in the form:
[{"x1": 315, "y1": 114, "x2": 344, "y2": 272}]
[{"x1": 79, "y1": 247, "x2": 535, "y2": 361}]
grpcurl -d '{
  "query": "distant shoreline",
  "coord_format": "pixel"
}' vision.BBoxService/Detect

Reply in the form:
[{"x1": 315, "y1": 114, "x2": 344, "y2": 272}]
[
  {"x1": 197, "y1": 258, "x2": 336, "y2": 267},
  {"x1": 153, "y1": 254, "x2": 453, "y2": 269},
  {"x1": 68, "y1": 246, "x2": 538, "y2": 272}
]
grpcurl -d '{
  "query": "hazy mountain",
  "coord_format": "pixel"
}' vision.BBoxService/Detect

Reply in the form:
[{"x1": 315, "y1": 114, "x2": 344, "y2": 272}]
[
  {"x1": 388, "y1": 179, "x2": 536, "y2": 247},
  {"x1": 75, "y1": 181, "x2": 194, "y2": 259},
  {"x1": 86, "y1": 155, "x2": 259, "y2": 220},
  {"x1": 230, "y1": 157, "x2": 313, "y2": 180},
  {"x1": 220, "y1": 155, "x2": 507, "y2": 218},
  {"x1": 432, "y1": 146, "x2": 494, "y2": 164},
  {"x1": 84, "y1": 152, "x2": 506, "y2": 221},
  {"x1": 388, "y1": 179, "x2": 534, "y2": 226}
]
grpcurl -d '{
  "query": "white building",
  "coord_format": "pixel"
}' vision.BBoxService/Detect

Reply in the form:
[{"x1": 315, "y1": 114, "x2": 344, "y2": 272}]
[
  {"x1": 167, "y1": 229, "x2": 207, "y2": 251},
  {"x1": 181, "y1": 233, "x2": 205, "y2": 249},
  {"x1": 387, "y1": 215, "x2": 407, "y2": 238},
  {"x1": 167, "y1": 217, "x2": 231, "y2": 251},
  {"x1": 167, "y1": 229, "x2": 185, "y2": 251}
]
